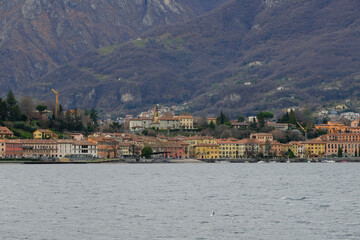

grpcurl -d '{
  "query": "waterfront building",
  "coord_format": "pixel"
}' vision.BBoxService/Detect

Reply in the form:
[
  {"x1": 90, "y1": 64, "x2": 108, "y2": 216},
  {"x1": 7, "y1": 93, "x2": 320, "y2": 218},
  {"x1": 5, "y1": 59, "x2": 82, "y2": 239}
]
[
  {"x1": 289, "y1": 141, "x2": 306, "y2": 158},
  {"x1": 55, "y1": 139, "x2": 73, "y2": 158},
  {"x1": 119, "y1": 143, "x2": 133, "y2": 157},
  {"x1": 4, "y1": 140, "x2": 23, "y2": 157},
  {"x1": 145, "y1": 141, "x2": 185, "y2": 159},
  {"x1": 72, "y1": 141, "x2": 98, "y2": 157},
  {"x1": 238, "y1": 138, "x2": 262, "y2": 158},
  {"x1": 183, "y1": 136, "x2": 216, "y2": 158},
  {"x1": 303, "y1": 138, "x2": 326, "y2": 157},
  {"x1": 194, "y1": 143, "x2": 219, "y2": 159},
  {"x1": 21, "y1": 139, "x2": 57, "y2": 158},
  {"x1": 322, "y1": 133, "x2": 360, "y2": 156},
  {"x1": 216, "y1": 138, "x2": 242, "y2": 159},
  {"x1": 0, "y1": 139, "x2": 5, "y2": 157},
  {"x1": 88, "y1": 135, "x2": 119, "y2": 158}
]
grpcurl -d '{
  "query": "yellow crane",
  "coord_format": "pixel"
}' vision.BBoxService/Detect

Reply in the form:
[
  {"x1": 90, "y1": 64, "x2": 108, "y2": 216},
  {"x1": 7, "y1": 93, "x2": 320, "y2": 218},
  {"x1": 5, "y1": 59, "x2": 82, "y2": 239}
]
[
  {"x1": 51, "y1": 89, "x2": 59, "y2": 119},
  {"x1": 297, "y1": 121, "x2": 307, "y2": 141}
]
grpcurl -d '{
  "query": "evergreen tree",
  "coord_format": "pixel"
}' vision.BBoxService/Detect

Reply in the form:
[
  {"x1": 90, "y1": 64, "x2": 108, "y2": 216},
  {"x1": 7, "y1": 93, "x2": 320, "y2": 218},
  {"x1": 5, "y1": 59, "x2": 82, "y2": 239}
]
[
  {"x1": 278, "y1": 112, "x2": 290, "y2": 123},
  {"x1": 216, "y1": 111, "x2": 229, "y2": 125},
  {"x1": 141, "y1": 146, "x2": 153, "y2": 159},
  {"x1": 6, "y1": 90, "x2": 17, "y2": 107},
  {"x1": 74, "y1": 109, "x2": 83, "y2": 131},
  {"x1": 64, "y1": 110, "x2": 74, "y2": 130},
  {"x1": 289, "y1": 110, "x2": 297, "y2": 125},
  {"x1": 238, "y1": 116, "x2": 245, "y2": 122},
  {"x1": 0, "y1": 98, "x2": 7, "y2": 121},
  {"x1": 337, "y1": 147, "x2": 343, "y2": 158},
  {"x1": 288, "y1": 149, "x2": 295, "y2": 158},
  {"x1": 257, "y1": 111, "x2": 273, "y2": 127},
  {"x1": 58, "y1": 105, "x2": 63, "y2": 116},
  {"x1": 5, "y1": 90, "x2": 21, "y2": 121},
  {"x1": 89, "y1": 108, "x2": 98, "y2": 125},
  {"x1": 36, "y1": 105, "x2": 47, "y2": 115},
  {"x1": 208, "y1": 121, "x2": 216, "y2": 130}
]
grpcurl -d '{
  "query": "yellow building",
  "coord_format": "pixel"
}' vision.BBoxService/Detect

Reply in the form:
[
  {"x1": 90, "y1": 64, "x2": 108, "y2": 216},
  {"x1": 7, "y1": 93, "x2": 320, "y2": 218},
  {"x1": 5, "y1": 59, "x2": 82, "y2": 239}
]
[
  {"x1": 216, "y1": 138, "x2": 241, "y2": 159},
  {"x1": 183, "y1": 136, "x2": 216, "y2": 157},
  {"x1": 303, "y1": 138, "x2": 326, "y2": 157},
  {"x1": 33, "y1": 129, "x2": 58, "y2": 139},
  {"x1": 289, "y1": 141, "x2": 306, "y2": 158},
  {"x1": 194, "y1": 143, "x2": 219, "y2": 159},
  {"x1": 119, "y1": 143, "x2": 132, "y2": 157},
  {"x1": 176, "y1": 115, "x2": 194, "y2": 129}
]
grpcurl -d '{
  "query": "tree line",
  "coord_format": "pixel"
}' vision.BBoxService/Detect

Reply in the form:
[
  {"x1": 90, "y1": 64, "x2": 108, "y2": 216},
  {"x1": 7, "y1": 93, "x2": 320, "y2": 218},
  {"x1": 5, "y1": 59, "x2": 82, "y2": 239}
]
[{"x1": 0, "y1": 90, "x2": 99, "y2": 135}]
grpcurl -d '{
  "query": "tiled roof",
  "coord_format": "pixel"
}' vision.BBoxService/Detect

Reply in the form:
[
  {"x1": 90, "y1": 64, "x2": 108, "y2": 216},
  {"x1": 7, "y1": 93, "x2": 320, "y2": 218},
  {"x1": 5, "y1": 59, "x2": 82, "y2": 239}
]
[{"x1": 0, "y1": 127, "x2": 13, "y2": 135}]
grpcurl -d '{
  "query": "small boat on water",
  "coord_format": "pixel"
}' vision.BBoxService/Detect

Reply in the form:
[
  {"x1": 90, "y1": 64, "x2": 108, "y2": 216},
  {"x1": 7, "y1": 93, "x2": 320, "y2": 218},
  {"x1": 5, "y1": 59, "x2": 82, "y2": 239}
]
[{"x1": 322, "y1": 159, "x2": 336, "y2": 163}]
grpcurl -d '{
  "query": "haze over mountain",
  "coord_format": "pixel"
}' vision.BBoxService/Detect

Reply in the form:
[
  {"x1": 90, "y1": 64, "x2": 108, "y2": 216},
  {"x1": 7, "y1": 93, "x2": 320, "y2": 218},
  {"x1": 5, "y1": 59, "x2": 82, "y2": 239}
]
[{"x1": 2, "y1": 0, "x2": 360, "y2": 116}]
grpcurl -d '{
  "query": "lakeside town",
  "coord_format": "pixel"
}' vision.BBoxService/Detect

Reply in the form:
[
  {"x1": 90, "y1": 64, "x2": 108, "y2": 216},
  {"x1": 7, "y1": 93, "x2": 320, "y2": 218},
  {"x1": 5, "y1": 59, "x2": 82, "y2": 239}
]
[{"x1": 1, "y1": 91, "x2": 360, "y2": 163}]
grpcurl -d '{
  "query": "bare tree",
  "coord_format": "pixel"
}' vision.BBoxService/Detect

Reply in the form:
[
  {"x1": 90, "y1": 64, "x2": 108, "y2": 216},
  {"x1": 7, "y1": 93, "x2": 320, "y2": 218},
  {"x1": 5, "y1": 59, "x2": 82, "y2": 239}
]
[{"x1": 18, "y1": 96, "x2": 35, "y2": 119}]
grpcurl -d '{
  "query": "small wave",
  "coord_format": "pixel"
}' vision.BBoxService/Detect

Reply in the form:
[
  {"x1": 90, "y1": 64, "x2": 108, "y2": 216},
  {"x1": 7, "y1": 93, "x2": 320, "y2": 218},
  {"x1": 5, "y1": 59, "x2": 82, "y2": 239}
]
[{"x1": 282, "y1": 197, "x2": 307, "y2": 201}]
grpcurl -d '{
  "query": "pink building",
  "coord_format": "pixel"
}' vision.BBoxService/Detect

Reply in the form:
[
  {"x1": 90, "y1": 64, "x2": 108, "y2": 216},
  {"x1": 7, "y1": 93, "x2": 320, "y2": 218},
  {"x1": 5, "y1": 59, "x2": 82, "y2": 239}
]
[{"x1": 5, "y1": 140, "x2": 23, "y2": 157}]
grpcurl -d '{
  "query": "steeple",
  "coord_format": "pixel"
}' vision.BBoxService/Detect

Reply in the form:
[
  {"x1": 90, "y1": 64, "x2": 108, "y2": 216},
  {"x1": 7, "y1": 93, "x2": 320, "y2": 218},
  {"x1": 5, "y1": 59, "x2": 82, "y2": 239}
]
[{"x1": 154, "y1": 104, "x2": 159, "y2": 123}]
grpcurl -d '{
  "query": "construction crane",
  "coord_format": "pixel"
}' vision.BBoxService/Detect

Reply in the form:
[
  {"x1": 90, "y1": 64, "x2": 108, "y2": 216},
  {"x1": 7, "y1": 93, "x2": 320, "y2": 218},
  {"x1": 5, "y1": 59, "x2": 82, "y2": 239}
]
[
  {"x1": 297, "y1": 121, "x2": 307, "y2": 141},
  {"x1": 51, "y1": 89, "x2": 59, "y2": 119}
]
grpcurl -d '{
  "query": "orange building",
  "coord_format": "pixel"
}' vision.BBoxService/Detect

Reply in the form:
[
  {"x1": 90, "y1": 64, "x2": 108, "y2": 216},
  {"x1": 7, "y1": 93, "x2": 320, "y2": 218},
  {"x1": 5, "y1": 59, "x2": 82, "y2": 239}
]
[
  {"x1": 315, "y1": 121, "x2": 349, "y2": 133},
  {"x1": 322, "y1": 133, "x2": 360, "y2": 156},
  {"x1": 88, "y1": 135, "x2": 119, "y2": 159}
]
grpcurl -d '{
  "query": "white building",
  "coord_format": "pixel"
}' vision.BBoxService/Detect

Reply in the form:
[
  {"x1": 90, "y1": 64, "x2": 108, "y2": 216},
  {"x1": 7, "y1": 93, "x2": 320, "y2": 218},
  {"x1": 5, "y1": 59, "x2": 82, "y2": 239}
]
[
  {"x1": 55, "y1": 139, "x2": 73, "y2": 158},
  {"x1": 72, "y1": 141, "x2": 98, "y2": 157}
]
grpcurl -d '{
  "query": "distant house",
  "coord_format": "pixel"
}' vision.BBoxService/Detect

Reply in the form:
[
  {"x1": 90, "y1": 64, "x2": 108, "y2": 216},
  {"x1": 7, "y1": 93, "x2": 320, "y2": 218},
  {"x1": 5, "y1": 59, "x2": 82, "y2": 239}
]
[
  {"x1": 266, "y1": 121, "x2": 294, "y2": 131},
  {"x1": 0, "y1": 127, "x2": 14, "y2": 138},
  {"x1": 176, "y1": 115, "x2": 195, "y2": 129},
  {"x1": 248, "y1": 116, "x2": 257, "y2": 123},
  {"x1": 231, "y1": 121, "x2": 249, "y2": 129},
  {"x1": 70, "y1": 133, "x2": 84, "y2": 141},
  {"x1": 33, "y1": 129, "x2": 58, "y2": 139},
  {"x1": 250, "y1": 133, "x2": 273, "y2": 142},
  {"x1": 207, "y1": 118, "x2": 216, "y2": 125}
]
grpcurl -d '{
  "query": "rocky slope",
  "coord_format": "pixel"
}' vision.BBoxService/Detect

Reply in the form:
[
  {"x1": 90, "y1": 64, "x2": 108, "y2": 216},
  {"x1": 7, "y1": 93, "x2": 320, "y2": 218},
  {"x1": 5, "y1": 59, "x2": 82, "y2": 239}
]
[
  {"x1": 0, "y1": 0, "x2": 228, "y2": 93},
  {"x1": 31, "y1": 0, "x2": 360, "y2": 116}
]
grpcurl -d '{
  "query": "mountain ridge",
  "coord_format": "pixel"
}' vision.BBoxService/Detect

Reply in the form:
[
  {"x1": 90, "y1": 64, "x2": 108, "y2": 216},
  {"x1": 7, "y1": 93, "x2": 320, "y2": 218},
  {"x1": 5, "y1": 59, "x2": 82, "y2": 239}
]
[
  {"x1": 0, "y1": 0, "x2": 228, "y2": 93},
  {"x1": 3, "y1": 0, "x2": 360, "y2": 117}
]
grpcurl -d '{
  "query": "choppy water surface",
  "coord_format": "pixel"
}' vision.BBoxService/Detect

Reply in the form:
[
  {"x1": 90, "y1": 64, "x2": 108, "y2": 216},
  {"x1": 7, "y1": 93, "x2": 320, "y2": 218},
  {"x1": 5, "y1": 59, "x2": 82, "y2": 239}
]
[{"x1": 1, "y1": 163, "x2": 360, "y2": 240}]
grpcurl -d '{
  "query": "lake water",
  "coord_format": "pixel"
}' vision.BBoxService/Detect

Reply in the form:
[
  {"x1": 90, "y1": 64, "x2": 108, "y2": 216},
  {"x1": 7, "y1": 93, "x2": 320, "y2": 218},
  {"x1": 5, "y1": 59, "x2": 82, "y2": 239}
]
[{"x1": 1, "y1": 163, "x2": 360, "y2": 240}]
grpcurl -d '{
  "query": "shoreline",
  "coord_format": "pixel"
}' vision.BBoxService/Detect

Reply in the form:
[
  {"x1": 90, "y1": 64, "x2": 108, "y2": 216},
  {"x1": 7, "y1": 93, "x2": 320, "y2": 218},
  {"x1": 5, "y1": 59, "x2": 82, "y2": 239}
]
[{"x1": 1, "y1": 157, "x2": 360, "y2": 164}]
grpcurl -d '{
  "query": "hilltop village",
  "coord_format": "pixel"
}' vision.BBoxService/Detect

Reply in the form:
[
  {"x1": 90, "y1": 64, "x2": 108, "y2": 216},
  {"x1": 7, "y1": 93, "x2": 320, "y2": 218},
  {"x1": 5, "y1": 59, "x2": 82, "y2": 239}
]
[{"x1": 2, "y1": 97, "x2": 360, "y2": 162}]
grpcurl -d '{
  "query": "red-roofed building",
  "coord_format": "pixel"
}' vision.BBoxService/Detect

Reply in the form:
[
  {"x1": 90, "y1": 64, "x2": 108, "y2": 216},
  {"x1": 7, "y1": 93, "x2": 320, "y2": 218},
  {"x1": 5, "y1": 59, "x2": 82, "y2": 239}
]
[{"x1": 0, "y1": 127, "x2": 14, "y2": 138}]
